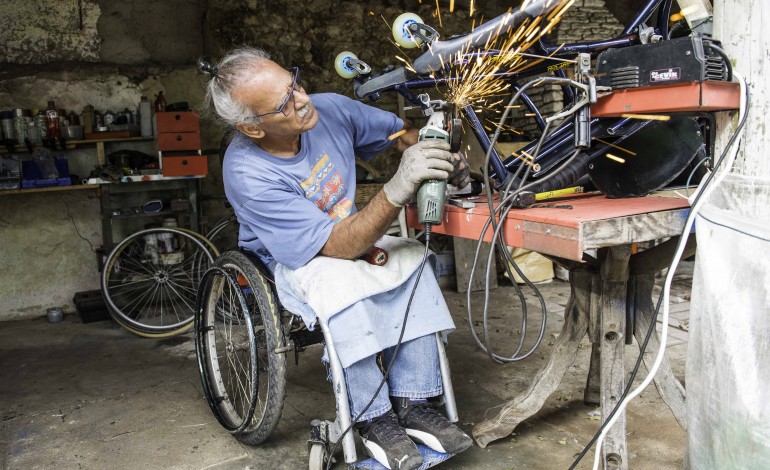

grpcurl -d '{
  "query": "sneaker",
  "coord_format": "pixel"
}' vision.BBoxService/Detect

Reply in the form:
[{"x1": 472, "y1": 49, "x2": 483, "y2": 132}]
[
  {"x1": 392, "y1": 397, "x2": 473, "y2": 455},
  {"x1": 356, "y1": 410, "x2": 423, "y2": 470}
]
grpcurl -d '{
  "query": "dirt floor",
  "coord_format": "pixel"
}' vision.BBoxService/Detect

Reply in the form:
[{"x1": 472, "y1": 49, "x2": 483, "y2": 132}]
[{"x1": 0, "y1": 262, "x2": 693, "y2": 470}]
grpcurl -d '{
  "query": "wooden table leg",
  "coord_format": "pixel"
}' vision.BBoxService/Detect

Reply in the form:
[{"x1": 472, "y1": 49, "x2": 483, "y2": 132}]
[
  {"x1": 473, "y1": 270, "x2": 594, "y2": 448},
  {"x1": 632, "y1": 273, "x2": 687, "y2": 430},
  {"x1": 598, "y1": 246, "x2": 632, "y2": 469}
]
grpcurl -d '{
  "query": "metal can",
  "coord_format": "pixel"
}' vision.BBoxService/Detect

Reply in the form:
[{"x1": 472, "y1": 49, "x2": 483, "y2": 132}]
[
  {"x1": 0, "y1": 110, "x2": 14, "y2": 141},
  {"x1": 47, "y1": 307, "x2": 64, "y2": 323}
]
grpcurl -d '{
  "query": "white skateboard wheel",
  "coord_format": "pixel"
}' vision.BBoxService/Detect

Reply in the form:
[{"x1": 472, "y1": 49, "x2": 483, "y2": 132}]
[
  {"x1": 392, "y1": 13, "x2": 424, "y2": 49},
  {"x1": 334, "y1": 51, "x2": 359, "y2": 79}
]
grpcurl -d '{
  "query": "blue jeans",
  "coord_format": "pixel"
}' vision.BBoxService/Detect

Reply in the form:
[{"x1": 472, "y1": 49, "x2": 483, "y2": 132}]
[{"x1": 343, "y1": 334, "x2": 443, "y2": 422}]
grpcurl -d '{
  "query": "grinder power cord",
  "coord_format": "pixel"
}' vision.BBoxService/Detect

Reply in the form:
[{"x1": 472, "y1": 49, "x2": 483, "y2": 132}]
[{"x1": 325, "y1": 109, "x2": 460, "y2": 469}]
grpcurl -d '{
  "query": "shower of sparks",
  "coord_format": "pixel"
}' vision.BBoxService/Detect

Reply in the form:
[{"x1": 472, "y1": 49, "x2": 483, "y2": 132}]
[
  {"x1": 593, "y1": 137, "x2": 637, "y2": 156},
  {"x1": 511, "y1": 150, "x2": 540, "y2": 169},
  {"x1": 443, "y1": 0, "x2": 575, "y2": 111},
  {"x1": 435, "y1": 0, "x2": 443, "y2": 28},
  {"x1": 604, "y1": 153, "x2": 626, "y2": 164},
  {"x1": 621, "y1": 113, "x2": 671, "y2": 121},
  {"x1": 485, "y1": 118, "x2": 523, "y2": 134}
]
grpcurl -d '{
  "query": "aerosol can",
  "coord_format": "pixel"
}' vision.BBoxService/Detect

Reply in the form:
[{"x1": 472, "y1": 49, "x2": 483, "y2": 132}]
[{"x1": 416, "y1": 110, "x2": 450, "y2": 226}]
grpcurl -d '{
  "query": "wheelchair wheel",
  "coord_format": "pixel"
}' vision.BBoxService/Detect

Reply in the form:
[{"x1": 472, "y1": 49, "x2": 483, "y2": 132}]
[
  {"x1": 101, "y1": 228, "x2": 217, "y2": 337},
  {"x1": 195, "y1": 250, "x2": 287, "y2": 445}
]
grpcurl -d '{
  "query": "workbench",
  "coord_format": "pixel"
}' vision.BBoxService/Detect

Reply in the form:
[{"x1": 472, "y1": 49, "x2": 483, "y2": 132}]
[{"x1": 406, "y1": 193, "x2": 693, "y2": 470}]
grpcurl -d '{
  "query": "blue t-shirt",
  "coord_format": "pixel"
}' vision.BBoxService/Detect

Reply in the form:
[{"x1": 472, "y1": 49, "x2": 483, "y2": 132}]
[{"x1": 223, "y1": 93, "x2": 404, "y2": 270}]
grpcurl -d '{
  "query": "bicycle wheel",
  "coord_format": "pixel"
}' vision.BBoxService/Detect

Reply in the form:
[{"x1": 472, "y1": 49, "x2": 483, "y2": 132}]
[
  {"x1": 206, "y1": 212, "x2": 240, "y2": 253},
  {"x1": 195, "y1": 250, "x2": 287, "y2": 445},
  {"x1": 102, "y1": 228, "x2": 217, "y2": 337}
]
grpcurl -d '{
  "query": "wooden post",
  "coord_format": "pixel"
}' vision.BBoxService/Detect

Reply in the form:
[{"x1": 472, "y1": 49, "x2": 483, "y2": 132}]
[
  {"x1": 598, "y1": 245, "x2": 632, "y2": 469},
  {"x1": 713, "y1": 0, "x2": 769, "y2": 177}
]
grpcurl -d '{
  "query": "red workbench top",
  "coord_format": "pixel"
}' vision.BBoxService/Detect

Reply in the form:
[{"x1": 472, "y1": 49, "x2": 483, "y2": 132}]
[{"x1": 406, "y1": 194, "x2": 691, "y2": 262}]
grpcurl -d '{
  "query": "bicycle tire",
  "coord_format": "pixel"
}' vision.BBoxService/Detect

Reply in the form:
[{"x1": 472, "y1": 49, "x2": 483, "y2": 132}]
[
  {"x1": 196, "y1": 250, "x2": 287, "y2": 445},
  {"x1": 206, "y1": 213, "x2": 239, "y2": 253},
  {"x1": 195, "y1": 266, "x2": 258, "y2": 433},
  {"x1": 101, "y1": 227, "x2": 217, "y2": 336}
]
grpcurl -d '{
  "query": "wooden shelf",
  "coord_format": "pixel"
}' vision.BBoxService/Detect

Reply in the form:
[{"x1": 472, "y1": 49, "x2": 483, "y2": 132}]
[
  {"x1": 0, "y1": 184, "x2": 99, "y2": 196},
  {"x1": 0, "y1": 136, "x2": 154, "y2": 155},
  {"x1": 66, "y1": 136, "x2": 154, "y2": 146}
]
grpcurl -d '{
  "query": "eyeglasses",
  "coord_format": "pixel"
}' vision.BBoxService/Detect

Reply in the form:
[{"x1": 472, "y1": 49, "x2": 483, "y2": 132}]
[{"x1": 253, "y1": 67, "x2": 302, "y2": 119}]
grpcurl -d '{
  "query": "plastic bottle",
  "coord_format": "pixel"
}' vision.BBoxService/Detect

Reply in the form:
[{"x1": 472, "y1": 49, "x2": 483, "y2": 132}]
[
  {"x1": 14, "y1": 109, "x2": 28, "y2": 145},
  {"x1": 45, "y1": 101, "x2": 60, "y2": 141},
  {"x1": 81, "y1": 105, "x2": 94, "y2": 134},
  {"x1": 139, "y1": 96, "x2": 152, "y2": 137},
  {"x1": 154, "y1": 92, "x2": 167, "y2": 113}
]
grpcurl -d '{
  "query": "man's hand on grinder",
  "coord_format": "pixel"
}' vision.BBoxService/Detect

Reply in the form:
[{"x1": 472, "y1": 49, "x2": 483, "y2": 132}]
[
  {"x1": 449, "y1": 152, "x2": 471, "y2": 189},
  {"x1": 383, "y1": 140, "x2": 455, "y2": 207}
]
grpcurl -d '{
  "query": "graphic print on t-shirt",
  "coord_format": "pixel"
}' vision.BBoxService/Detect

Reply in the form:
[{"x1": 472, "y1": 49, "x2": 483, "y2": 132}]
[{"x1": 301, "y1": 153, "x2": 353, "y2": 222}]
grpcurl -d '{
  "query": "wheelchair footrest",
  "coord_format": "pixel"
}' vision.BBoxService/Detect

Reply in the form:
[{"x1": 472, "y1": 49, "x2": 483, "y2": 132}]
[{"x1": 351, "y1": 444, "x2": 452, "y2": 469}]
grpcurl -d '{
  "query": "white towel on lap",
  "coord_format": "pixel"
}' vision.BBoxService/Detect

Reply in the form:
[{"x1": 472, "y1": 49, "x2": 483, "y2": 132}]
[{"x1": 277, "y1": 235, "x2": 426, "y2": 321}]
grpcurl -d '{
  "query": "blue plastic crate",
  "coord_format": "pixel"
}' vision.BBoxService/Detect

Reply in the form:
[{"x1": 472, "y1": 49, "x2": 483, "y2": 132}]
[
  {"x1": 21, "y1": 177, "x2": 71, "y2": 189},
  {"x1": 21, "y1": 157, "x2": 70, "y2": 188}
]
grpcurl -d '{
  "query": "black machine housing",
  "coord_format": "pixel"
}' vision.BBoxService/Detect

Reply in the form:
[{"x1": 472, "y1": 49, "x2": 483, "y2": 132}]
[{"x1": 595, "y1": 35, "x2": 729, "y2": 90}]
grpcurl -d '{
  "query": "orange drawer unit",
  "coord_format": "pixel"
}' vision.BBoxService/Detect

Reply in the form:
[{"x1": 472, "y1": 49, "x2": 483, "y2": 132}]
[
  {"x1": 156, "y1": 111, "x2": 200, "y2": 133},
  {"x1": 156, "y1": 111, "x2": 208, "y2": 177},
  {"x1": 162, "y1": 155, "x2": 208, "y2": 177},
  {"x1": 158, "y1": 132, "x2": 201, "y2": 151}
]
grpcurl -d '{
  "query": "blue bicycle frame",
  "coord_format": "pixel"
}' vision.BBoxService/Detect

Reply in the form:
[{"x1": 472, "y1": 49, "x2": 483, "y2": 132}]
[{"x1": 353, "y1": 0, "x2": 676, "y2": 189}]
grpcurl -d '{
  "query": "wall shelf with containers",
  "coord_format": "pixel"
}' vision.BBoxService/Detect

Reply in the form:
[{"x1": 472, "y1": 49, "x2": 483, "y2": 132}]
[
  {"x1": 0, "y1": 98, "x2": 158, "y2": 193},
  {"x1": 1, "y1": 98, "x2": 208, "y2": 253}
]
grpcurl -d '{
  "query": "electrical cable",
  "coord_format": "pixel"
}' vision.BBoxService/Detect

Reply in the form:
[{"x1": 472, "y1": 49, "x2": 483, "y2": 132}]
[
  {"x1": 465, "y1": 76, "x2": 581, "y2": 363},
  {"x1": 685, "y1": 155, "x2": 711, "y2": 197},
  {"x1": 472, "y1": 76, "x2": 587, "y2": 362},
  {"x1": 324, "y1": 225, "x2": 433, "y2": 470},
  {"x1": 588, "y1": 72, "x2": 748, "y2": 470},
  {"x1": 564, "y1": 72, "x2": 749, "y2": 470},
  {"x1": 61, "y1": 194, "x2": 96, "y2": 253},
  {"x1": 470, "y1": 149, "x2": 583, "y2": 362}
]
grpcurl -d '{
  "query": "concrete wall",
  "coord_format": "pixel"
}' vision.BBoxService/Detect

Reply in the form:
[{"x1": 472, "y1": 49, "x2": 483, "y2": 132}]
[{"x1": 0, "y1": 0, "x2": 626, "y2": 320}]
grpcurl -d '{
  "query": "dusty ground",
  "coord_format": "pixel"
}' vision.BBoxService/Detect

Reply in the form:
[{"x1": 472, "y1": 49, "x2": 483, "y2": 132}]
[{"x1": 0, "y1": 263, "x2": 692, "y2": 469}]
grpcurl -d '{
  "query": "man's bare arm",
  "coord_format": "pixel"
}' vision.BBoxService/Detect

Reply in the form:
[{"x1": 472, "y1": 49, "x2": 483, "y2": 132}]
[
  {"x1": 395, "y1": 126, "x2": 419, "y2": 153},
  {"x1": 319, "y1": 189, "x2": 400, "y2": 260}
]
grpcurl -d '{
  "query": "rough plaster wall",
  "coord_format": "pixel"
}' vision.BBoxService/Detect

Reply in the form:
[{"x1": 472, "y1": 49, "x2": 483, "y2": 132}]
[
  {"x1": 0, "y1": 0, "x2": 101, "y2": 64},
  {"x1": 0, "y1": 0, "x2": 205, "y2": 320},
  {"x1": 97, "y1": 0, "x2": 205, "y2": 64},
  {"x1": 0, "y1": 192, "x2": 100, "y2": 319}
]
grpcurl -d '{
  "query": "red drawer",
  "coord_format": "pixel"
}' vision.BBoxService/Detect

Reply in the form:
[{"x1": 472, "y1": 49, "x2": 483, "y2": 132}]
[
  {"x1": 156, "y1": 111, "x2": 200, "y2": 133},
  {"x1": 162, "y1": 155, "x2": 208, "y2": 177},
  {"x1": 158, "y1": 131, "x2": 201, "y2": 151}
]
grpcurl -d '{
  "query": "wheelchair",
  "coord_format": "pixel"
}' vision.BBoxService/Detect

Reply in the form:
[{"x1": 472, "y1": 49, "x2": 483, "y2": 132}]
[{"x1": 194, "y1": 248, "x2": 460, "y2": 469}]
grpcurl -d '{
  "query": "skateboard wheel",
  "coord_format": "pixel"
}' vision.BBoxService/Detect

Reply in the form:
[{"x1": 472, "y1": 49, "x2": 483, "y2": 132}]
[
  {"x1": 392, "y1": 12, "x2": 424, "y2": 49},
  {"x1": 334, "y1": 51, "x2": 359, "y2": 79}
]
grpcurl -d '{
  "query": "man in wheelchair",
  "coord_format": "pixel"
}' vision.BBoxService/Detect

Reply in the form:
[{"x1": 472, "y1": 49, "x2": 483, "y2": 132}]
[{"x1": 199, "y1": 47, "x2": 472, "y2": 469}]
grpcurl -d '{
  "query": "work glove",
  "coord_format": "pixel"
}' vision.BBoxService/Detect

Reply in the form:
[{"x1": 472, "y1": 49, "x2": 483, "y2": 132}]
[
  {"x1": 383, "y1": 140, "x2": 455, "y2": 207},
  {"x1": 449, "y1": 152, "x2": 471, "y2": 189}
]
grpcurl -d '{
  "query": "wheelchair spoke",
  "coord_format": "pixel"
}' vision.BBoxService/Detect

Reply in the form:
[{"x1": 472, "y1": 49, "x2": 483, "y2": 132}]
[{"x1": 195, "y1": 250, "x2": 286, "y2": 443}]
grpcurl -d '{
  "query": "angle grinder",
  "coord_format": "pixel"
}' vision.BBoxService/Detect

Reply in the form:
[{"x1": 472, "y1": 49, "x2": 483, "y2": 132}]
[{"x1": 416, "y1": 107, "x2": 461, "y2": 226}]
